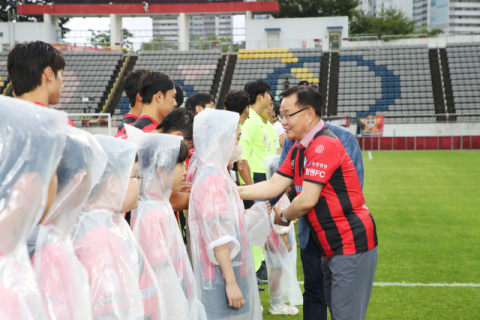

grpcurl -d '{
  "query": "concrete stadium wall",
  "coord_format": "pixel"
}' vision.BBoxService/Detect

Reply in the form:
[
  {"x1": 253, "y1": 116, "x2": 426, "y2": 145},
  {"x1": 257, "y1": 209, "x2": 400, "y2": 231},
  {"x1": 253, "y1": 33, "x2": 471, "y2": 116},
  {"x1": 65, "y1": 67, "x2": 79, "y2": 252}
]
[
  {"x1": 245, "y1": 16, "x2": 349, "y2": 52},
  {"x1": 357, "y1": 136, "x2": 480, "y2": 150},
  {"x1": 0, "y1": 22, "x2": 60, "y2": 50}
]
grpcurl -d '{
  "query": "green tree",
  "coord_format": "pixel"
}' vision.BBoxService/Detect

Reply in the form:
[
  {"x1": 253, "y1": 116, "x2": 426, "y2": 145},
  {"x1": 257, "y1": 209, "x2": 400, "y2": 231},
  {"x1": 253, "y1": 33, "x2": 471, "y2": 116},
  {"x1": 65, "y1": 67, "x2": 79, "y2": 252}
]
[
  {"x1": 0, "y1": 0, "x2": 69, "y2": 34},
  {"x1": 278, "y1": 0, "x2": 359, "y2": 20},
  {"x1": 350, "y1": 7, "x2": 415, "y2": 38},
  {"x1": 89, "y1": 28, "x2": 133, "y2": 48},
  {"x1": 415, "y1": 25, "x2": 445, "y2": 38}
]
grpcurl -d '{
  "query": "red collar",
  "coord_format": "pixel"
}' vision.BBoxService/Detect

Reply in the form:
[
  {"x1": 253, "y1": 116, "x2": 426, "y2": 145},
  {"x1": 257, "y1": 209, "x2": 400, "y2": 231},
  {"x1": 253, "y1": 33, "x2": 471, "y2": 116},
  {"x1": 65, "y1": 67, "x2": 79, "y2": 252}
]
[
  {"x1": 139, "y1": 114, "x2": 159, "y2": 126},
  {"x1": 34, "y1": 102, "x2": 46, "y2": 107}
]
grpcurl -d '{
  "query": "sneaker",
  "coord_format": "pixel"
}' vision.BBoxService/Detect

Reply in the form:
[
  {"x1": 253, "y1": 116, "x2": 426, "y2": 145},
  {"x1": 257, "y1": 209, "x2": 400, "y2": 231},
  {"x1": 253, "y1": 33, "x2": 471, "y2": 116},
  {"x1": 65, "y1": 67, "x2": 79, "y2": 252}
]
[
  {"x1": 258, "y1": 286, "x2": 265, "y2": 291},
  {"x1": 269, "y1": 303, "x2": 299, "y2": 315},
  {"x1": 257, "y1": 278, "x2": 268, "y2": 285},
  {"x1": 256, "y1": 261, "x2": 268, "y2": 281}
]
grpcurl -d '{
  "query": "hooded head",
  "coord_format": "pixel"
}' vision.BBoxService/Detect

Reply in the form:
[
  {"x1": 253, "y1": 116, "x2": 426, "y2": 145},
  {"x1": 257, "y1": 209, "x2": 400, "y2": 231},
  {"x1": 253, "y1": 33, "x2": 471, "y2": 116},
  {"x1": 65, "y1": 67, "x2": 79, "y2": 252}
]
[
  {"x1": 42, "y1": 127, "x2": 107, "y2": 235},
  {"x1": 0, "y1": 96, "x2": 67, "y2": 255},
  {"x1": 193, "y1": 109, "x2": 239, "y2": 168},
  {"x1": 264, "y1": 155, "x2": 281, "y2": 180},
  {"x1": 85, "y1": 136, "x2": 136, "y2": 214},
  {"x1": 126, "y1": 125, "x2": 182, "y2": 201}
]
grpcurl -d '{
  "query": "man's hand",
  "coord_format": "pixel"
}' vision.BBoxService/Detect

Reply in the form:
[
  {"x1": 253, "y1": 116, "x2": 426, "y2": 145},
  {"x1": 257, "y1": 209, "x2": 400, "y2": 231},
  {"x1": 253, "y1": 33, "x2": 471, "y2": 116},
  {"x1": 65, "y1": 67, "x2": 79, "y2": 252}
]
[
  {"x1": 281, "y1": 233, "x2": 291, "y2": 252},
  {"x1": 225, "y1": 281, "x2": 245, "y2": 308},
  {"x1": 273, "y1": 206, "x2": 290, "y2": 227},
  {"x1": 180, "y1": 182, "x2": 192, "y2": 193}
]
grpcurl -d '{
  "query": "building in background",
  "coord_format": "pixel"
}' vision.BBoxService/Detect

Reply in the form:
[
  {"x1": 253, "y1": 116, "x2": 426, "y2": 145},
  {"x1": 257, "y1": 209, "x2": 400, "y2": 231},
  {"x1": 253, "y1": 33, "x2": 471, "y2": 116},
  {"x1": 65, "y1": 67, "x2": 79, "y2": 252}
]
[
  {"x1": 152, "y1": 15, "x2": 233, "y2": 42},
  {"x1": 414, "y1": 0, "x2": 480, "y2": 34},
  {"x1": 358, "y1": 0, "x2": 413, "y2": 18}
]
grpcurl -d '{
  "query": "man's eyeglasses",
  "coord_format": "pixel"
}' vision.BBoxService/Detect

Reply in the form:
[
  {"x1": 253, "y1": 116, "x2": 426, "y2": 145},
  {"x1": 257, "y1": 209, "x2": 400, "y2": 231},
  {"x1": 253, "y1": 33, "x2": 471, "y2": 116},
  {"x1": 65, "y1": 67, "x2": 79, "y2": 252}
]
[
  {"x1": 131, "y1": 175, "x2": 143, "y2": 188},
  {"x1": 278, "y1": 108, "x2": 311, "y2": 122}
]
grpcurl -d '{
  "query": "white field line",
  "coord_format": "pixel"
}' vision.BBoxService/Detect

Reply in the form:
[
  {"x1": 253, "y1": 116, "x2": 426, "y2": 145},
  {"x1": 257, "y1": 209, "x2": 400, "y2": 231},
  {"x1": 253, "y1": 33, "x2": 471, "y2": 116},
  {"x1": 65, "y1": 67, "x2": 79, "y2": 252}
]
[
  {"x1": 368, "y1": 151, "x2": 373, "y2": 160},
  {"x1": 297, "y1": 281, "x2": 480, "y2": 287}
]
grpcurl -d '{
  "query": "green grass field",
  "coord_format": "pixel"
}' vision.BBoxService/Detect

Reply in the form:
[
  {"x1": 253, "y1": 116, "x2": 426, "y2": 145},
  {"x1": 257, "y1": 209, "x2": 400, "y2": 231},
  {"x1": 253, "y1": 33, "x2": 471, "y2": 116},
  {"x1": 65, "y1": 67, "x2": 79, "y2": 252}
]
[{"x1": 258, "y1": 150, "x2": 480, "y2": 319}]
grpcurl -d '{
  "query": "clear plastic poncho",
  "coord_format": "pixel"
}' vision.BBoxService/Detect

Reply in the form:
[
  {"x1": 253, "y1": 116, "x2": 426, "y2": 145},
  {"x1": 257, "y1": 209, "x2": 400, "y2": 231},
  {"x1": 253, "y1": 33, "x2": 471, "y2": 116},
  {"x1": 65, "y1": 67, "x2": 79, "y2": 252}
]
[
  {"x1": 126, "y1": 125, "x2": 207, "y2": 320},
  {"x1": 28, "y1": 126, "x2": 107, "y2": 320},
  {"x1": 188, "y1": 109, "x2": 262, "y2": 320},
  {"x1": 0, "y1": 97, "x2": 67, "y2": 319},
  {"x1": 263, "y1": 155, "x2": 303, "y2": 307},
  {"x1": 71, "y1": 136, "x2": 146, "y2": 320}
]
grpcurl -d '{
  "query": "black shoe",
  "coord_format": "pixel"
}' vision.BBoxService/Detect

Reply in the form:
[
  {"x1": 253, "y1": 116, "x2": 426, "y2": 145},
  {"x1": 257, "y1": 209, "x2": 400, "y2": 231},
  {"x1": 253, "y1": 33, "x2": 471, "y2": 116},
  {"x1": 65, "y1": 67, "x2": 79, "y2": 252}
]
[
  {"x1": 256, "y1": 261, "x2": 268, "y2": 281},
  {"x1": 258, "y1": 286, "x2": 265, "y2": 291},
  {"x1": 257, "y1": 278, "x2": 268, "y2": 285}
]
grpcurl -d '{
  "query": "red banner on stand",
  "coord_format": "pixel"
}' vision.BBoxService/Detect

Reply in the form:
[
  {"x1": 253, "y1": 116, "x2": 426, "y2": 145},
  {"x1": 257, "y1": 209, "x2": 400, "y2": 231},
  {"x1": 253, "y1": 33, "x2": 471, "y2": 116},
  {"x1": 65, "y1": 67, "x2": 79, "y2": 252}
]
[{"x1": 358, "y1": 115, "x2": 385, "y2": 137}]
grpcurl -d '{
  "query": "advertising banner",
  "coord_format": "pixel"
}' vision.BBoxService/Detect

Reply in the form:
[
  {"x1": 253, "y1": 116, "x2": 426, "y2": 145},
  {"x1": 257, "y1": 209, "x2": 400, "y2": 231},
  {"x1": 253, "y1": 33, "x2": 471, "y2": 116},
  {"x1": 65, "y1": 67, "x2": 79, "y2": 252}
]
[
  {"x1": 358, "y1": 115, "x2": 385, "y2": 137},
  {"x1": 324, "y1": 116, "x2": 350, "y2": 128}
]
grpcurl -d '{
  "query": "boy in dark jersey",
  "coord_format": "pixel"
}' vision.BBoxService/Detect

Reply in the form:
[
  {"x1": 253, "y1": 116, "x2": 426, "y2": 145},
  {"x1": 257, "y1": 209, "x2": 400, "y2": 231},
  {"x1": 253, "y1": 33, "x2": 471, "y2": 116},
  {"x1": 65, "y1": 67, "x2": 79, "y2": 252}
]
[
  {"x1": 116, "y1": 69, "x2": 148, "y2": 136},
  {"x1": 174, "y1": 83, "x2": 185, "y2": 108},
  {"x1": 132, "y1": 71, "x2": 177, "y2": 132},
  {"x1": 7, "y1": 41, "x2": 74, "y2": 127}
]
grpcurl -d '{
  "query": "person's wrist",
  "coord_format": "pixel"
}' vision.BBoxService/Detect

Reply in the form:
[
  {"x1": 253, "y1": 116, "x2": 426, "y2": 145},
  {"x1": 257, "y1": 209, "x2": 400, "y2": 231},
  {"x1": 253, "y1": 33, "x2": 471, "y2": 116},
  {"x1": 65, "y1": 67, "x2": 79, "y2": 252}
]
[{"x1": 225, "y1": 278, "x2": 237, "y2": 285}]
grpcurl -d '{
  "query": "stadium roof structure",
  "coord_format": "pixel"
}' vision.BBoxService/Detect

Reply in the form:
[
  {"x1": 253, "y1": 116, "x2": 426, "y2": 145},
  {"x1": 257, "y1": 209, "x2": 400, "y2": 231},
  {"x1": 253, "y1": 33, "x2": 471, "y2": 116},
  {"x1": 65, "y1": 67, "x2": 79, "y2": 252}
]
[{"x1": 17, "y1": 1, "x2": 280, "y2": 16}]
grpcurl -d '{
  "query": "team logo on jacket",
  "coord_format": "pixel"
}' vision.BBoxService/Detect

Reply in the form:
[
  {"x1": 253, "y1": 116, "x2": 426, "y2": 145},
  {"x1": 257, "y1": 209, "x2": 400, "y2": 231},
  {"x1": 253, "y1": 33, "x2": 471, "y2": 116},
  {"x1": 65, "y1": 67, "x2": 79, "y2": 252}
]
[
  {"x1": 263, "y1": 135, "x2": 267, "y2": 145},
  {"x1": 100, "y1": 268, "x2": 120, "y2": 293},
  {"x1": 315, "y1": 145, "x2": 324, "y2": 154}
]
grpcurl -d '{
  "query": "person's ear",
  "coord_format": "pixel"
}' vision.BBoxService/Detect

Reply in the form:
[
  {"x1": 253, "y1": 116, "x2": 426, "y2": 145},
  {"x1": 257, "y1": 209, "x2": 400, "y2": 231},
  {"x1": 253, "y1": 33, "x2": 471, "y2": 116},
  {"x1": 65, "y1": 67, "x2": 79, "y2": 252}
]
[
  {"x1": 169, "y1": 131, "x2": 184, "y2": 137},
  {"x1": 157, "y1": 91, "x2": 164, "y2": 104},
  {"x1": 44, "y1": 66, "x2": 54, "y2": 84},
  {"x1": 136, "y1": 92, "x2": 142, "y2": 103}
]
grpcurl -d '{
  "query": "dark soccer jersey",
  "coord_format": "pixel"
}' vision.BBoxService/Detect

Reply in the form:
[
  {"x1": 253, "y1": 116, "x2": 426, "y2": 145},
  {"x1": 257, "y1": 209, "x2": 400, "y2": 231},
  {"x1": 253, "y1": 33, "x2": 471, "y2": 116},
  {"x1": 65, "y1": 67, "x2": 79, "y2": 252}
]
[
  {"x1": 132, "y1": 115, "x2": 159, "y2": 133},
  {"x1": 116, "y1": 113, "x2": 138, "y2": 135},
  {"x1": 277, "y1": 126, "x2": 378, "y2": 258}
]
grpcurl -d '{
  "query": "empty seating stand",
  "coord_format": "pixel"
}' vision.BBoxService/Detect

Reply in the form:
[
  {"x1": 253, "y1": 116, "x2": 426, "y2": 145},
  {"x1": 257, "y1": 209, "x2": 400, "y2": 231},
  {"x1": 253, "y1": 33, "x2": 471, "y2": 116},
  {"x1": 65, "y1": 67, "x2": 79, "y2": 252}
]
[
  {"x1": 134, "y1": 50, "x2": 221, "y2": 103},
  {"x1": 337, "y1": 45, "x2": 435, "y2": 122},
  {"x1": 52, "y1": 51, "x2": 123, "y2": 114},
  {"x1": 0, "y1": 52, "x2": 9, "y2": 94},
  {"x1": 231, "y1": 48, "x2": 321, "y2": 101},
  {"x1": 446, "y1": 43, "x2": 480, "y2": 121}
]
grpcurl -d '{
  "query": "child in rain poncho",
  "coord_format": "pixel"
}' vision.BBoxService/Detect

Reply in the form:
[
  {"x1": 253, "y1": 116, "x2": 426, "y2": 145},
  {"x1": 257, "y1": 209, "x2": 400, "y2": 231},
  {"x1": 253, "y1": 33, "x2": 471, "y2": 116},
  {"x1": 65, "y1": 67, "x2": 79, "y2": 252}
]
[
  {"x1": 28, "y1": 126, "x2": 107, "y2": 320},
  {"x1": 71, "y1": 136, "x2": 146, "y2": 320},
  {"x1": 113, "y1": 149, "x2": 168, "y2": 320},
  {"x1": 263, "y1": 156, "x2": 303, "y2": 315},
  {"x1": 188, "y1": 109, "x2": 263, "y2": 320},
  {"x1": 126, "y1": 125, "x2": 207, "y2": 320},
  {"x1": 0, "y1": 96, "x2": 67, "y2": 319}
]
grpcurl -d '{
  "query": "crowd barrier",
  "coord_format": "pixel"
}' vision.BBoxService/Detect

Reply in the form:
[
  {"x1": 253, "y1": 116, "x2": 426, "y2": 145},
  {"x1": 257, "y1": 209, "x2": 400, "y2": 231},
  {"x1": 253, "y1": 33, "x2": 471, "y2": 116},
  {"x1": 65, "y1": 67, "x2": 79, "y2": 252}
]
[{"x1": 357, "y1": 136, "x2": 480, "y2": 151}]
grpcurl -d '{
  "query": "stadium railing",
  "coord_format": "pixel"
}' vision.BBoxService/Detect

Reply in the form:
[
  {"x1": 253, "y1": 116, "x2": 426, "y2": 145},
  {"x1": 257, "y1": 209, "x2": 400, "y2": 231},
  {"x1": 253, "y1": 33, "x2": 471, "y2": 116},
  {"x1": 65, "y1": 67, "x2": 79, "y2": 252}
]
[
  {"x1": 357, "y1": 136, "x2": 480, "y2": 151},
  {"x1": 68, "y1": 113, "x2": 113, "y2": 136}
]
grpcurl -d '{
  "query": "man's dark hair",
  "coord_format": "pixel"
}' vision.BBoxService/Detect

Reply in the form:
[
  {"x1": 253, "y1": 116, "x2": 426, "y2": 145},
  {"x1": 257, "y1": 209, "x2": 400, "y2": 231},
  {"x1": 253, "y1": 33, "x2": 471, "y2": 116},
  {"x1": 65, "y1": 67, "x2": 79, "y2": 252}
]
[
  {"x1": 155, "y1": 108, "x2": 194, "y2": 140},
  {"x1": 286, "y1": 182, "x2": 297, "y2": 202},
  {"x1": 124, "y1": 69, "x2": 148, "y2": 107},
  {"x1": 184, "y1": 92, "x2": 215, "y2": 113},
  {"x1": 8, "y1": 41, "x2": 66, "y2": 97},
  {"x1": 280, "y1": 86, "x2": 322, "y2": 117},
  {"x1": 244, "y1": 79, "x2": 271, "y2": 105},
  {"x1": 298, "y1": 80, "x2": 309, "y2": 86},
  {"x1": 273, "y1": 102, "x2": 280, "y2": 118},
  {"x1": 224, "y1": 90, "x2": 250, "y2": 116},
  {"x1": 175, "y1": 83, "x2": 184, "y2": 108},
  {"x1": 177, "y1": 140, "x2": 189, "y2": 164},
  {"x1": 138, "y1": 71, "x2": 175, "y2": 104}
]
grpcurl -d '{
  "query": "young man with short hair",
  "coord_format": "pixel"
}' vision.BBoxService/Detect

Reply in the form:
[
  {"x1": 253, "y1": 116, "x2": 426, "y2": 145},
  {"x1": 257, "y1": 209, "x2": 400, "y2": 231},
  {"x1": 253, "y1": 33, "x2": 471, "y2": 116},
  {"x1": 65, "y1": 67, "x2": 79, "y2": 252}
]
[
  {"x1": 185, "y1": 92, "x2": 215, "y2": 115},
  {"x1": 239, "y1": 79, "x2": 272, "y2": 188},
  {"x1": 133, "y1": 71, "x2": 177, "y2": 132},
  {"x1": 224, "y1": 90, "x2": 250, "y2": 126},
  {"x1": 7, "y1": 41, "x2": 74, "y2": 126},
  {"x1": 116, "y1": 69, "x2": 148, "y2": 136}
]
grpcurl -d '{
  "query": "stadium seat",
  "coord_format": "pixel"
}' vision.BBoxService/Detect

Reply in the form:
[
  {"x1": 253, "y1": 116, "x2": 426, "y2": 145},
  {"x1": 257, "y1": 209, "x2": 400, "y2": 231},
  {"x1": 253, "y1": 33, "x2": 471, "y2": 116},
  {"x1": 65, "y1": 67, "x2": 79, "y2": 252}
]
[
  {"x1": 337, "y1": 45, "x2": 435, "y2": 118},
  {"x1": 228, "y1": 48, "x2": 322, "y2": 102}
]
